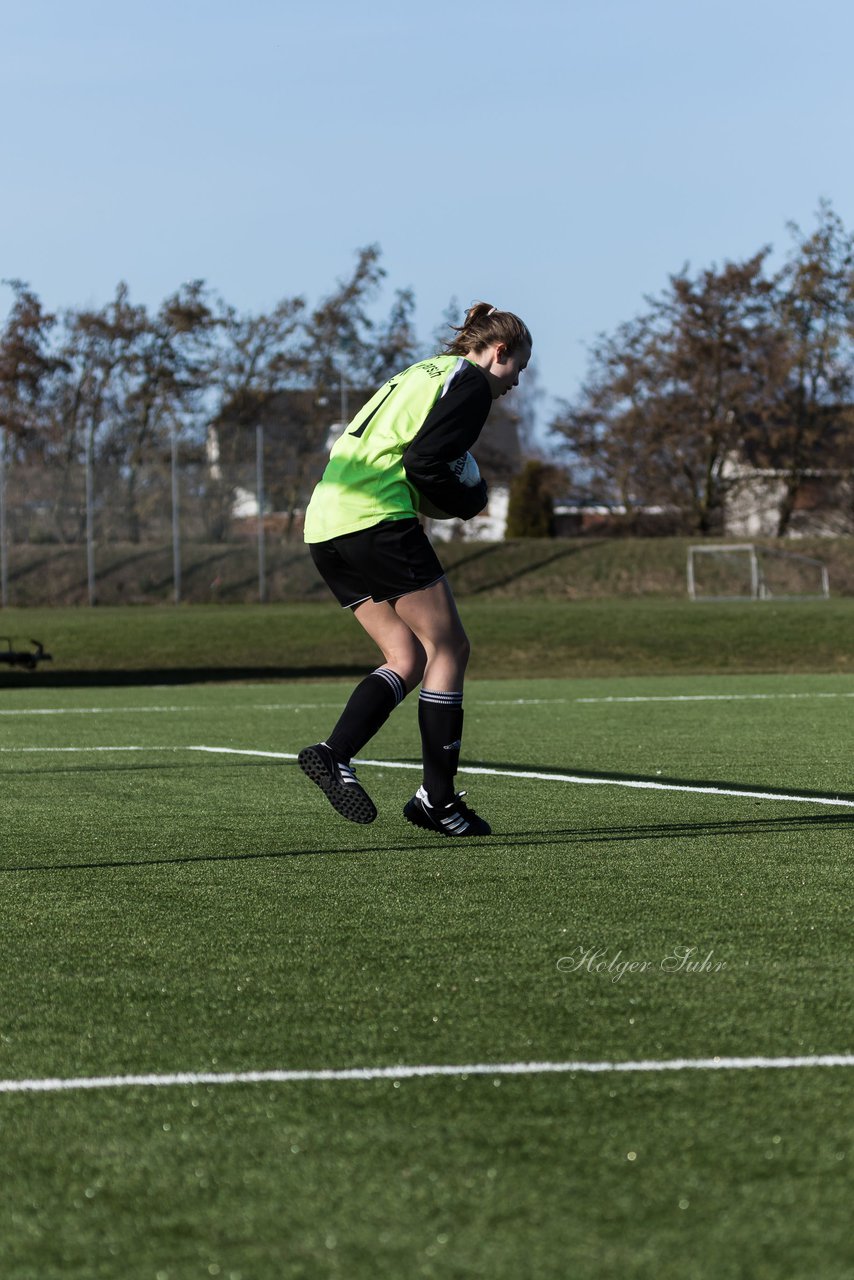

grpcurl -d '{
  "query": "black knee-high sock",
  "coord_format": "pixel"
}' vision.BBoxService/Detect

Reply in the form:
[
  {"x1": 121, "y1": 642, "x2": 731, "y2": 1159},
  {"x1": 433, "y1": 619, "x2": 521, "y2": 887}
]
[
  {"x1": 418, "y1": 689, "x2": 464, "y2": 806},
  {"x1": 325, "y1": 667, "x2": 407, "y2": 762}
]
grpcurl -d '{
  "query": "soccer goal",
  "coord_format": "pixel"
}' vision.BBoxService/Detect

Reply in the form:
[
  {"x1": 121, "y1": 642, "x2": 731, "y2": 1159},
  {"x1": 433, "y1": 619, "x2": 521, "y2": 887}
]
[{"x1": 687, "y1": 544, "x2": 830, "y2": 601}]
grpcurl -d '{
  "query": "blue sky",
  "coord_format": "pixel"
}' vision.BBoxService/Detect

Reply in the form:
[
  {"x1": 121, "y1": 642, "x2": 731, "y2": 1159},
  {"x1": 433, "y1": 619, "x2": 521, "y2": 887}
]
[{"x1": 2, "y1": 0, "x2": 852, "y2": 418}]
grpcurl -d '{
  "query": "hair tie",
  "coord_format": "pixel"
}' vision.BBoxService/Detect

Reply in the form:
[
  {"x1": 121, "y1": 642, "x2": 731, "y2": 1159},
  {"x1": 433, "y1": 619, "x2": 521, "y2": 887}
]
[{"x1": 487, "y1": 306, "x2": 498, "y2": 315}]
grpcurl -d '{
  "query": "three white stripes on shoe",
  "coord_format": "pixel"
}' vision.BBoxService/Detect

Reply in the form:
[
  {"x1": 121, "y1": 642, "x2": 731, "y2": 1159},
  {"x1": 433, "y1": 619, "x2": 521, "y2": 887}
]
[{"x1": 414, "y1": 784, "x2": 472, "y2": 834}]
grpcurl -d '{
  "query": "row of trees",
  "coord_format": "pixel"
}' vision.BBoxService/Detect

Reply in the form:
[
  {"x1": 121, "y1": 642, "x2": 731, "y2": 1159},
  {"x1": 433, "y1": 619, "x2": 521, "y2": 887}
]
[
  {"x1": 550, "y1": 202, "x2": 854, "y2": 535},
  {"x1": 4, "y1": 205, "x2": 852, "y2": 547},
  {"x1": 0, "y1": 247, "x2": 488, "y2": 544}
]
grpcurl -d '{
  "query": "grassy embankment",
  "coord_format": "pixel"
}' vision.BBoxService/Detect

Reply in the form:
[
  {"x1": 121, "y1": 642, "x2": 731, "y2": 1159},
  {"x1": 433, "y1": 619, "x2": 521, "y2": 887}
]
[{"x1": 2, "y1": 535, "x2": 852, "y2": 606}]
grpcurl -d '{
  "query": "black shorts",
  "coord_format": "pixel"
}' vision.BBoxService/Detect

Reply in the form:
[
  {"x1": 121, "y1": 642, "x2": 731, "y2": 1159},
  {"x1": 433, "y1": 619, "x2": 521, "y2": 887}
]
[{"x1": 309, "y1": 518, "x2": 446, "y2": 609}]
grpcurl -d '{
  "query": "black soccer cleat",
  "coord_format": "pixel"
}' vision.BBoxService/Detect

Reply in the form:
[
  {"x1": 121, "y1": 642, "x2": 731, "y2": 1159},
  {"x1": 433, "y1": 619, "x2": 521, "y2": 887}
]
[
  {"x1": 298, "y1": 742, "x2": 377, "y2": 825},
  {"x1": 403, "y1": 786, "x2": 492, "y2": 837}
]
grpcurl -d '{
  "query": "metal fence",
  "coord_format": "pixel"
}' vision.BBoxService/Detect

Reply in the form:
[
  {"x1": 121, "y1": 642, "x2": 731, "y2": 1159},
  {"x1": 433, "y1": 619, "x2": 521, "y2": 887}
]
[{"x1": 0, "y1": 425, "x2": 322, "y2": 607}]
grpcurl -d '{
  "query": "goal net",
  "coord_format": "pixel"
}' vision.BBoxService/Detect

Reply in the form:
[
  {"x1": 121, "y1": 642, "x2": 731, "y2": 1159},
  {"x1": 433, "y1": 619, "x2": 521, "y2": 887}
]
[{"x1": 687, "y1": 544, "x2": 830, "y2": 601}]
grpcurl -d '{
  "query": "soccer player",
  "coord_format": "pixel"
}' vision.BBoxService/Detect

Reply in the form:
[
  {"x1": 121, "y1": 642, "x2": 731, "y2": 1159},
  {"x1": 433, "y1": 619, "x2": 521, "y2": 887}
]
[{"x1": 298, "y1": 303, "x2": 532, "y2": 836}]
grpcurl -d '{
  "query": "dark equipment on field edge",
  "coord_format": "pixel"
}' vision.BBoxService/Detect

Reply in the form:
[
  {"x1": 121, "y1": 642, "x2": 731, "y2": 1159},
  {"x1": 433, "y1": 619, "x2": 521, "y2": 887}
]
[{"x1": 0, "y1": 639, "x2": 53, "y2": 670}]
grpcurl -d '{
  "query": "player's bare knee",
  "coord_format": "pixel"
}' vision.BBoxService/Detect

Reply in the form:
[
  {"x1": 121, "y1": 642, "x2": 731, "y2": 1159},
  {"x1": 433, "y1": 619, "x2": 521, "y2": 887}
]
[
  {"x1": 451, "y1": 629, "x2": 471, "y2": 670},
  {"x1": 385, "y1": 637, "x2": 427, "y2": 691},
  {"x1": 409, "y1": 643, "x2": 429, "y2": 688},
  {"x1": 397, "y1": 652, "x2": 427, "y2": 692}
]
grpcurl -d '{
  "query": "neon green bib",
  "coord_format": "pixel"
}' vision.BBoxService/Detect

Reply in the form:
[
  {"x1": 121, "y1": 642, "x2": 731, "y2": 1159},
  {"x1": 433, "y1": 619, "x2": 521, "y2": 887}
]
[{"x1": 304, "y1": 354, "x2": 468, "y2": 542}]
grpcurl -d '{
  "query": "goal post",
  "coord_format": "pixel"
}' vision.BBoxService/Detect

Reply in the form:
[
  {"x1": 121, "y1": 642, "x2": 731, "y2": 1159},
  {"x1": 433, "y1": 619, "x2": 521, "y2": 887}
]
[{"x1": 687, "y1": 544, "x2": 830, "y2": 601}]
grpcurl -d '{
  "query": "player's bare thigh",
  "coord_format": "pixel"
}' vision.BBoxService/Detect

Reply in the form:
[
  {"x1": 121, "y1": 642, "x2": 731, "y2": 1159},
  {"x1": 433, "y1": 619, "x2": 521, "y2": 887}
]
[{"x1": 352, "y1": 579, "x2": 470, "y2": 693}]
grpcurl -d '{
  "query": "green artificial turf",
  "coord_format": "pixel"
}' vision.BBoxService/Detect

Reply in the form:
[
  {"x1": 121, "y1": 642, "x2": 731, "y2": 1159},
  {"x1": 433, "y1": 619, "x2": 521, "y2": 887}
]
[{"x1": 1, "y1": 675, "x2": 852, "y2": 1277}]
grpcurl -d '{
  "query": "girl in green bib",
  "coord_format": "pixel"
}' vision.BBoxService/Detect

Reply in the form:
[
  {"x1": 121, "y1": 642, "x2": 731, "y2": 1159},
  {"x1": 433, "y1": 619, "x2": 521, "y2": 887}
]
[{"x1": 299, "y1": 302, "x2": 532, "y2": 837}]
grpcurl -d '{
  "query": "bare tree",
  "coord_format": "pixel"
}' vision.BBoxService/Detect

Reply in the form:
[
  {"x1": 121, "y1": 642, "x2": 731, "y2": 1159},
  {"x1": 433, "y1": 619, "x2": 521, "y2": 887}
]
[
  {"x1": 771, "y1": 201, "x2": 854, "y2": 534},
  {"x1": 552, "y1": 253, "x2": 788, "y2": 533},
  {"x1": 652, "y1": 252, "x2": 786, "y2": 533},
  {"x1": 0, "y1": 280, "x2": 59, "y2": 447},
  {"x1": 366, "y1": 286, "x2": 419, "y2": 383},
  {"x1": 208, "y1": 294, "x2": 309, "y2": 539},
  {"x1": 304, "y1": 244, "x2": 387, "y2": 399},
  {"x1": 550, "y1": 311, "x2": 674, "y2": 521}
]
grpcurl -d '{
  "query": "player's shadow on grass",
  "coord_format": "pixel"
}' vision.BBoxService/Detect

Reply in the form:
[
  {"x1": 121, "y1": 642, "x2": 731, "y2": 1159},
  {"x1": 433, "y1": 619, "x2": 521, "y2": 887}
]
[
  {"x1": 462, "y1": 541, "x2": 607, "y2": 595},
  {"x1": 0, "y1": 663, "x2": 369, "y2": 688},
  {"x1": 490, "y1": 812, "x2": 854, "y2": 845},
  {"x1": 2, "y1": 760, "x2": 277, "y2": 777},
  {"x1": 5, "y1": 811, "x2": 852, "y2": 877},
  {"x1": 1, "y1": 838, "x2": 458, "y2": 875}
]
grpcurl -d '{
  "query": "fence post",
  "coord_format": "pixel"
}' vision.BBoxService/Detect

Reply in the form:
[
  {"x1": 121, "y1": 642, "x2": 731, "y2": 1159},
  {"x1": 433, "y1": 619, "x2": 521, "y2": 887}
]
[
  {"x1": 85, "y1": 423, "x2": 96, "y2": 606},
  {"x1": 256, "y1": 423, "x2": 266, "y2": 603},
  {"x1": 749, "y1": 545, "x2": 760, "y2": 600},
  {"x1": 0, "y1": 430, "x2": 7, "y2": 608},
  {"x1": 171, "y1": 418, "x2": 181, "y2": 604},
  {"x1": 339, "y1": 363, "x2": 349, "y2": 430}
]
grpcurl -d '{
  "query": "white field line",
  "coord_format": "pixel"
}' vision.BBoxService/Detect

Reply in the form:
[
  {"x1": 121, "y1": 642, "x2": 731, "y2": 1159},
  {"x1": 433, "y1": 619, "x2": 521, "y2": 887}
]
[
  {"x1": 0, "y1": 745, "x2": 157, "y2": 753},
  {"x1": 3, "y1": 691, "x2": 854, "y2": 717},
  {"x1": 2, "y1": 1054, "x2": 853, "y2": 1095},
  {"x1": 1, "y1": 743, "x2": 852, "y2": 808},
  {"x1": 190, "y1": 746, "x2": 854, "y2": 809},
  {"x1": 0, "y1": 706, "x2": 196, "y2": 716},
  {"x1": 574, "y1": 692, "x2": 854, "y2": 705},
  {"x1": 480, "y1": 692, "x2": 854, "y2": 706},
  {"x1": 0, "y1": 704, "x2": 339, "y2": 716}
]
